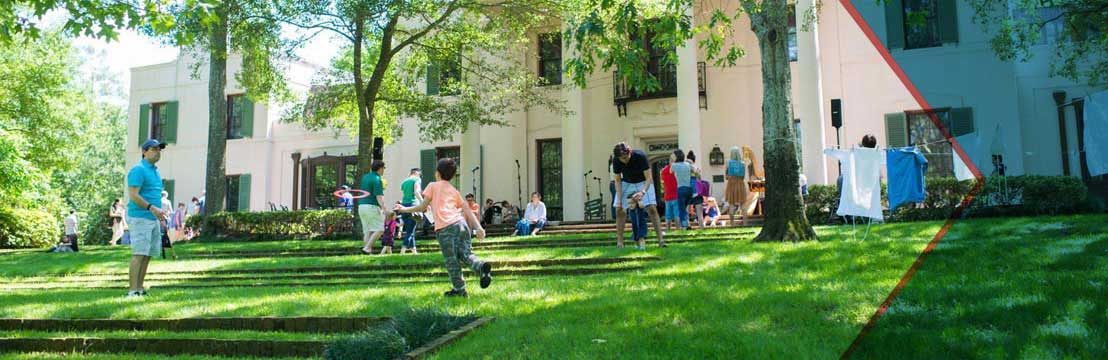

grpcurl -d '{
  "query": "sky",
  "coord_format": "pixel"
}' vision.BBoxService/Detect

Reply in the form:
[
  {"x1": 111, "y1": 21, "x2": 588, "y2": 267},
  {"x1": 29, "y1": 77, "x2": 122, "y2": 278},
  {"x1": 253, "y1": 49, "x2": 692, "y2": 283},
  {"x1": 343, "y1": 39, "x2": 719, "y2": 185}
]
[{"x1": 72, "y1": 27, "x2": 341, "y2": 103}]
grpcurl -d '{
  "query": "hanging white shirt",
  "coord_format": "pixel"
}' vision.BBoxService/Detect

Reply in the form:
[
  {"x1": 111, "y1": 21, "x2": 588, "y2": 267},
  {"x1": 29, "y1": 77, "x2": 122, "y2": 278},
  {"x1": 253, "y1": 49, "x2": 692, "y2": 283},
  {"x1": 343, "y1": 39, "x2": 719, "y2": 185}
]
[
  {"x1": 1085, "y1": 90, "x2": 1108, "y2": 176},
  {"x1": 825, "y1": 148, "x2": 885, "y2": 220}
]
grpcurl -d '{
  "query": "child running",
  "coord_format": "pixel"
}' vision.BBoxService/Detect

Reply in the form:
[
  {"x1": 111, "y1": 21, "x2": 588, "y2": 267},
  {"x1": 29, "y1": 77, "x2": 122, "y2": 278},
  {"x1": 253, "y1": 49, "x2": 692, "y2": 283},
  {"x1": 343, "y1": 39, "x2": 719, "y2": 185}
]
[
  {"x1": 379, "y1": 212, "x2": 399, "y2": 255},
  {"x1": 395, "y1": 158, "x2": 493, "y2": 297}
]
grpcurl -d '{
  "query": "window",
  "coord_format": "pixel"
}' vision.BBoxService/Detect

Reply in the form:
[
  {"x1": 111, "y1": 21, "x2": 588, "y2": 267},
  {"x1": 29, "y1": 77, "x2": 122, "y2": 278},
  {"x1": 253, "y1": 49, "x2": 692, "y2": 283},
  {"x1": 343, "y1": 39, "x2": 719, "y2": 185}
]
[
  {"x1": 788, "y1": 7, "x2": 798, "y2": 62},
  {"x1": 436, "y1": 147, "x2": 461, "y2": 189},
  {"x1": 226, "y1": 175, "x2": 241, "y2": 212},
  {"x1": 150, "y1": 103, "x2": 168, "y2": 140},
  {"x1": 227, "y1": 94, "x2": 246, "y2": 139},
  {"x1": 906, "y1": 109, "x2": 954, "y2": 177},
  {"x1": 794, "y1": 119, "x2": 803, "y2": 171},
  {"x1": 538, "y1": 33, "x2": 562, "y2": 85},
  {"x1": 426, "y1": 57, "x2": 462, "y2": 96},
  {"x1": 885, "y1": 0, "x2": 957, "y2": 50},
  {"x1": 536, "y1": 139, "x2": 563, "y2": 221},
  {"x1": 1034, "y1": 6, "x2": 1065, "y2": 45},
  {"x1": 903, "y1": 0, "x2": 942, "y2": 49}
]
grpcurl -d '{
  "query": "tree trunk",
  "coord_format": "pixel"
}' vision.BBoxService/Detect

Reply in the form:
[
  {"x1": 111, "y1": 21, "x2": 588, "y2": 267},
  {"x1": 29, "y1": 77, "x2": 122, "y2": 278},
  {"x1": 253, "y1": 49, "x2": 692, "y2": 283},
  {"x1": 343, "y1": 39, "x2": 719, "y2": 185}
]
[
  {"x1": 203, "y1": 5, "x2": 230, "y2": 218},
  {"x1": 746, "y1": 0, "x2": 818, "y2": 242}
]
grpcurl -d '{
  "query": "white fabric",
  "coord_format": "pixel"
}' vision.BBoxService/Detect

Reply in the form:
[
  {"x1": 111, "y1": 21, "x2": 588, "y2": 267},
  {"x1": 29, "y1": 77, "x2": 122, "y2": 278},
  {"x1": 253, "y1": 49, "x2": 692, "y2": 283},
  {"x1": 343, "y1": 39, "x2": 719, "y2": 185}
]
[
  {"x1": 1085, "y1": 90, "x2": 1108, "y2": 176},
  {"x1": 64, "y1": 215, "x2": 78, "y2": 235},
  {"x1": 825, "y1": 148, "x2": 885, "y2": 220},
  {"x1": 952, "y1": 134, "x2": 980, "y2": 181}
]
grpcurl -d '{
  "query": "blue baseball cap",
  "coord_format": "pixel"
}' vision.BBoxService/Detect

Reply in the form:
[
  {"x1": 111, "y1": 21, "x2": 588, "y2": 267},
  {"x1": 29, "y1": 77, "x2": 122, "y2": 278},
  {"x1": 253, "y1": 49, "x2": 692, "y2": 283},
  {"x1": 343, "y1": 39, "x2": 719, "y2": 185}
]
[{"x1": 141, "y1": 139, "x2": 167, "y2": 151}]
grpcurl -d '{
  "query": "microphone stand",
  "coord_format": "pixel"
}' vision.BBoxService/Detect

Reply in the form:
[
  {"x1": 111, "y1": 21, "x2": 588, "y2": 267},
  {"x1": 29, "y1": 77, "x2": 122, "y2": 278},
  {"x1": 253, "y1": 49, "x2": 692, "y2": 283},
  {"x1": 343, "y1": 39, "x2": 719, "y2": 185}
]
[
  {"x1": 593, "y1": 176, "x2": 604, "y2": 220},
  {"x1": 471, "y1": 166, "x2": 479, "y2": 203},
  {"x1": 515, "y1": 159, "x2": 523, "y2": 213}
]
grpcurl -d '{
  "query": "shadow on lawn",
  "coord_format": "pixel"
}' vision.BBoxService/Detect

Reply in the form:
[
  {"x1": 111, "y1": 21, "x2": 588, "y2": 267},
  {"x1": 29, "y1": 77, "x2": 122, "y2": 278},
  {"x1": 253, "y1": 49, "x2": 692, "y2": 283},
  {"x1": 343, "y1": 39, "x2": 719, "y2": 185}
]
[{"x1": 851, "y1": 215, "x2": 1108, "y2": 359}]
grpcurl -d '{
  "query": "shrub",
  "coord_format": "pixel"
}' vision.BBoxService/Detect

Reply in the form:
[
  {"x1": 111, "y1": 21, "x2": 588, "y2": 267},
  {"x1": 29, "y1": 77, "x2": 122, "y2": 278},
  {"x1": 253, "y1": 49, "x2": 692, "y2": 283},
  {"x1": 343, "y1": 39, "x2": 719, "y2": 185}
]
[
  {"x1": 0, "y1": 207, "x2": 61, "y2": 248},
  {"x1": 804, "y1": 185, "x2": 838, "y2": 225},
  {"x1": 195, "y1": 210, "x2": 355, "y2": 241},
  {"x1": 393, "y1": 307, "x2": 478, "y2": 349},
  {"x1": 81, "y1": 209, "x2": 114, "y2": 245},
  {"x1": 324, "y1": 323, "x2": 408, "y2": 360}
]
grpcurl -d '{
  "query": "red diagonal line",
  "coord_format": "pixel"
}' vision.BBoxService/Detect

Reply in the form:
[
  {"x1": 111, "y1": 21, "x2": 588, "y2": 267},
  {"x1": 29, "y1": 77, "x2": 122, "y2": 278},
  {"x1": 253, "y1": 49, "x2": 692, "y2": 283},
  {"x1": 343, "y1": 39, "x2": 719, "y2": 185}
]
[{"x1": 836, "y1": 1, "x2": 987, "y2": 358}]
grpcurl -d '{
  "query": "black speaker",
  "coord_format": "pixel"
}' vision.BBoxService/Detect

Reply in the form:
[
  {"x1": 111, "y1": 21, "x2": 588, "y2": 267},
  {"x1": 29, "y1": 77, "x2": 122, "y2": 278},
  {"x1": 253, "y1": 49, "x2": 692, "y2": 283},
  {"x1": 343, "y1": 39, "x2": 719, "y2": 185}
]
[
  {"x1": 830, "y1": 99, "x2": 842, "y2": 129},
  {"x1": 372, "y1": 137, "x2": 384, "y2": 160}
]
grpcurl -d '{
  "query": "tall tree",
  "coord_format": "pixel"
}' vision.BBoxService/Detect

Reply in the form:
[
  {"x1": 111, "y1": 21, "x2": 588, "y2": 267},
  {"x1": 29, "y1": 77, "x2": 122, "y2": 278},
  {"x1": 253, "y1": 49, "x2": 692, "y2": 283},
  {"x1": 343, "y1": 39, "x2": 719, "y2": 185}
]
[
  {"x1": 0, "y1": 0, "x2": 205, "y2": 42},
  {"x1": 149, "y1": 0, "x2": 293, "y2": 216},
  {"x1": 967, "y1": 0, "x2": 1107, "y2": 86},
  {"x1": 274, "y1": 0, "x2": 566, "y2": 180},
  {"x1": 567, "y1": 0, "x2": 817, "y2": 242}
]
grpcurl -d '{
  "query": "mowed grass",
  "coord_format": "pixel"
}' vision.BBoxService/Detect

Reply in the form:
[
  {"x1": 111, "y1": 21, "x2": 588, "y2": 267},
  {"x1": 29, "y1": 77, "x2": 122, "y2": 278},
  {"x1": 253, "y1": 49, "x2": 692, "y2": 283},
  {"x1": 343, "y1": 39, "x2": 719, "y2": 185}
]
[
  {"x1": 0, "y1": 221, "x2": 938, "y2": 359},
  {"x1": 852, "y1": 214, "x2": 1108, "y2": 359}
]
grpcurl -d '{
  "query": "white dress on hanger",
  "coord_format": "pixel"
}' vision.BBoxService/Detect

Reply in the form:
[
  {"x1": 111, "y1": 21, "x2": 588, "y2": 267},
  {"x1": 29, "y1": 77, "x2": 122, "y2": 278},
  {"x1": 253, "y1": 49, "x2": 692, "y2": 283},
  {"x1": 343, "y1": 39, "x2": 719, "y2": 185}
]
[{"x1": 825, "y1": 148, "x2": 885, "y2": 221}]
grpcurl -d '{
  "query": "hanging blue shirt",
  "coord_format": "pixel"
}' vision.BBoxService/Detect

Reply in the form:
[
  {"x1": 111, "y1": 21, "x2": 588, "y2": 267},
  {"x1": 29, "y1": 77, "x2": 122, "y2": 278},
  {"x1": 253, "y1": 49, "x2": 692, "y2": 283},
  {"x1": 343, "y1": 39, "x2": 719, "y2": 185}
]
[{"x1": 885, "y1": 147, "x2": 928, "y2": 212}]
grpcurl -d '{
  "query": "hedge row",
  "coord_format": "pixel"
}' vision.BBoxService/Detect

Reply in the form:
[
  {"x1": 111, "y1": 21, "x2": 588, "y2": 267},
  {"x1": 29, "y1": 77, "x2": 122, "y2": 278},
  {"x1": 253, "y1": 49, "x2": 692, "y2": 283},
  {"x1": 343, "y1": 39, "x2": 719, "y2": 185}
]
[
  {"x1": 189, "y1": 210, "x2": 355, "y2": 241},
  {"x1": 805, "y1": 175, "x2": 1103, "y2": 225},
  {"x1": 0, "y1": 207, "x2": 61, "y2": 248}
]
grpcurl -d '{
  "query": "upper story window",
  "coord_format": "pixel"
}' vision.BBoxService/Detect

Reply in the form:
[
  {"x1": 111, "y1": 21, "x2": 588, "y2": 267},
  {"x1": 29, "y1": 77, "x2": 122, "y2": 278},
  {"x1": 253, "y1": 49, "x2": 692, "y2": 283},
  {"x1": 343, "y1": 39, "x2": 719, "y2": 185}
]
[
  {"x1": 226, "y1": 94, "x2": 253, "y2": 139},
  {"x1": 426, "y1": 56, "x2": 462, "y2": 96},
  {"x1": 538, "y1": 32, "x2": 562, "y2": 85},
  {"x1": 788, "y1": 7, "x2": 798, "y2": 62},
  {"x1": 884, "y1": 0, "x2": 958, "y2": 50},
  {"x1": 150, "y1": 102, "x2": 169, "y2": 141}
]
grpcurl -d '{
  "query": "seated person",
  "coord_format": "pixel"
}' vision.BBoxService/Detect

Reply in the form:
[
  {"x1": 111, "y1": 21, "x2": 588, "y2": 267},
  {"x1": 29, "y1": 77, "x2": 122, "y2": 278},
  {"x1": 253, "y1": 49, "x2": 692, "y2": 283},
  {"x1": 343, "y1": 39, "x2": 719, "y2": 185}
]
[
  {"x1": 500, "y1": 201, "x2": 519, "y2": 224},
  {"x1": 516, "y1": 192, "x2": 548, "y2": 236},
  {"x1": 704, "y1": 197, "x2": 722, "y2": 226},
  {"x1": 482, "y1": 198, "x2": 501, "y2": 225}
]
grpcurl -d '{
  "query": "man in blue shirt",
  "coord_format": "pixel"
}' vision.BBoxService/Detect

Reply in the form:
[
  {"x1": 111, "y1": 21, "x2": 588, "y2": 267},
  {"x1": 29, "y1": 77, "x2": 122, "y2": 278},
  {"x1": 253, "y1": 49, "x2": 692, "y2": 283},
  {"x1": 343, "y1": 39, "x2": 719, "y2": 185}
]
[{"x1": 126, "y1": 139, "x2": 168, "y2": 297}]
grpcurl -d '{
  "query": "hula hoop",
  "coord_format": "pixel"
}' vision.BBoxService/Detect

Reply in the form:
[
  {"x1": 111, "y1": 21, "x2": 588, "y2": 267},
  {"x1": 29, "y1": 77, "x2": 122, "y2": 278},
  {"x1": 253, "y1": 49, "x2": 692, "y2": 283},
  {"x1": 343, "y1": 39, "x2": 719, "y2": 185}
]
[{"x1": 334, "y1": 189, "x2": 371, "y2": 199}]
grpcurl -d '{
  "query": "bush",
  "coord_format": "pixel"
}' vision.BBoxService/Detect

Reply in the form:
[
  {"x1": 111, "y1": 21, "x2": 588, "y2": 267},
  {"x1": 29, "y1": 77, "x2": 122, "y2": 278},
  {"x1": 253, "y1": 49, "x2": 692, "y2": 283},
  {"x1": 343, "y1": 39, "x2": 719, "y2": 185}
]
[
  {"x1": 324, "y1": 323, "x2": 408, "y2": 360},
  {"x1": 804, "y1": 175, "x2": 1094, "y2": 224},
  {"x1": 0, "y1": 207, "x2": 61, "y2": 248},
  {"x1": 393, "y1": 308, "x2": 478, "y2": 349},
  {"x1": 195, "y1": 210, "x2": 355, "y2": 241},
  {"x1": 81, "y1": 209, "x2": 115, "y2": 245}
]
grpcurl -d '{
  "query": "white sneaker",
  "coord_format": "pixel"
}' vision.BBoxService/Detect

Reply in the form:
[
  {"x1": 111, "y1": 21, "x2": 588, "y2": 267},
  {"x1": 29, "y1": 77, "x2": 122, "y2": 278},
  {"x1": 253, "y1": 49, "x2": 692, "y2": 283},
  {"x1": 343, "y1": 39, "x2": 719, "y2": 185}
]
[{"x1": 126, "y1": 290, "x2": 143, "y2": 298}]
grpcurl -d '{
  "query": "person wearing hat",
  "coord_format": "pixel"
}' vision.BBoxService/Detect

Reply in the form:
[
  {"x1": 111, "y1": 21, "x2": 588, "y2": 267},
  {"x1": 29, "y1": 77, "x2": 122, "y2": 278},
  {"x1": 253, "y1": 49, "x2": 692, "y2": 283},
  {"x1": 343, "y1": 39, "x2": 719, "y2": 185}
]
[{"x1": 125, "y1": 139, "x2": 169, "y2": 297}]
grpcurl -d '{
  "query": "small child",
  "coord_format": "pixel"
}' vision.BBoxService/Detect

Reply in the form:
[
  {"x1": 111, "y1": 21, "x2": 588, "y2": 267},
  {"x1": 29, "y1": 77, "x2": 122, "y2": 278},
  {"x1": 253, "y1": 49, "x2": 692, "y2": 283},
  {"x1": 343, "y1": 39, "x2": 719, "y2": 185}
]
[
  {"x1": 379, "y1": 212, "x2": 399, "y2": 255},
  {"x1": 395, "y1": 158, "x2": 493, "y2": 298},
  {"x1": 626, "y1": 193, "x2": 647, "y2": 249}
]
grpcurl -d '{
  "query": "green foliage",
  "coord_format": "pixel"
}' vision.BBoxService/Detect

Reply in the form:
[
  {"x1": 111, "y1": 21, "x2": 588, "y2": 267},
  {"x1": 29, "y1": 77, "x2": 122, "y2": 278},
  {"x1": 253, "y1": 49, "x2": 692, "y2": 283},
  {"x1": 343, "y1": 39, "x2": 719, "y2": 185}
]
[
  {"x1": 393, "y1": 307, "x2": 478, "y2": 349},
  {"x1": 196, "y1": 210, "x2": 356, "y2": 241},
  {"x1": 0, "y1": 207, "x2": 60, "y2": 248},
  {"x1": 0, "y1": 0, "x2": 218, "y2": 43},
  {"x1": 968, "y1": 0, "x2": 1108, "y2": 86},
  {"x1": 324, "y1": 323, "x2": 408, "y2": 360}
]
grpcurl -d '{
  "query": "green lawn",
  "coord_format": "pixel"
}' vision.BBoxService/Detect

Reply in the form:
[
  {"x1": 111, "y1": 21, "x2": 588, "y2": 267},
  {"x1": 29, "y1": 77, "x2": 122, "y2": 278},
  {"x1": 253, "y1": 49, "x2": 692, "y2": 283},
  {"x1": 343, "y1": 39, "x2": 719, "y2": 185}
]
[
  {"x1": 2, "y1": 215, "x2": 1103, "y2": 359},
  {"x1": 851, "y1": 215, "x2": 1108, "y2": 359}
]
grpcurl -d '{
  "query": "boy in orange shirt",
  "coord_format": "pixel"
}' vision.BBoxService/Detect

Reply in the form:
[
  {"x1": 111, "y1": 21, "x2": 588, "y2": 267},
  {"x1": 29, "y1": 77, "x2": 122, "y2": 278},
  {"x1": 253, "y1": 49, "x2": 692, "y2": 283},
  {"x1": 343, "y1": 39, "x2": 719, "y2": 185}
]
[{"x1": 395, "y1": 158, "x2": 492, "y2": 297}]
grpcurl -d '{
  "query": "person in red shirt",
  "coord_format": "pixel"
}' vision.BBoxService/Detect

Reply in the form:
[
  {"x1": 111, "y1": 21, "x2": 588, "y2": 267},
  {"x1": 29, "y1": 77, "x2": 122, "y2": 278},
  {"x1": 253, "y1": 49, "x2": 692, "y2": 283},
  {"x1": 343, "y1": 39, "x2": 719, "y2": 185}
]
[{"x1": 661, "y1": 160, "x2": 679, "y2": 231}]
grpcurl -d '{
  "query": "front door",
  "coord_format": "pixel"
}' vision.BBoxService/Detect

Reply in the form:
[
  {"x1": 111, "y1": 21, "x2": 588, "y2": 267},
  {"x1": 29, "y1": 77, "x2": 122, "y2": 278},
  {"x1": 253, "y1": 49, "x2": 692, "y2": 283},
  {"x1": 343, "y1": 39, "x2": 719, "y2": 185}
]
[{"x1": 649, "y1": 156, "x2": 669, "y2": 205}]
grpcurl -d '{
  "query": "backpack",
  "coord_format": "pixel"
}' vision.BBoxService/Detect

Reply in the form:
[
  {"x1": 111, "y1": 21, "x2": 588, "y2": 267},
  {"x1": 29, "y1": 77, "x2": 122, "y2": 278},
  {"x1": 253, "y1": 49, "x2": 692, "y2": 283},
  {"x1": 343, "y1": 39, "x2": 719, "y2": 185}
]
[
  {"x1": 695, "y1": 179, "x2": 711, "y2": 197},
  {"x1": 726, "y1": 160, "x2": 745, "y2": 177}
]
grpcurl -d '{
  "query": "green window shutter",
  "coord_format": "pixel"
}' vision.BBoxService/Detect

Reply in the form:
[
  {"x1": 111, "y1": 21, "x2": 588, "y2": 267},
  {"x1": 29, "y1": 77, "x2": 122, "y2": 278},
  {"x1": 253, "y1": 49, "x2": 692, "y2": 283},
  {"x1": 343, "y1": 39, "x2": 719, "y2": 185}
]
[
  {"x1": 426, "y1": 63, "x2": 440, "y2": 95},
  {"x1": 950, "y1": 107, "x2": 974, "y2": 136},
  {"x1": 420, "y1": 149, "x2": 437, "y2": 187},
  {"x1": 884, "y1": 112, "x2": 909, "y2": 148},
  {"x1": 938, "y1": 0, "x2": 959, "y2": 44},
  {"x1": 241, "y1": 97, "x2": 254, "y2": 138},
  {"x1": 162, "y1": 179, "x2": 175, "y2": 205},
  {"x1": 238, "y1": 174, "x2": 251, "y2": 212},
  {"x1": 884, "y1": 0, "x2": 905, "y2": 50},
  {"x1": 138, "y1": 103, "x2": 150, "y2": 146},
  {"x1": 165, "y1": 101, "x2": 179, "y2": 144}
]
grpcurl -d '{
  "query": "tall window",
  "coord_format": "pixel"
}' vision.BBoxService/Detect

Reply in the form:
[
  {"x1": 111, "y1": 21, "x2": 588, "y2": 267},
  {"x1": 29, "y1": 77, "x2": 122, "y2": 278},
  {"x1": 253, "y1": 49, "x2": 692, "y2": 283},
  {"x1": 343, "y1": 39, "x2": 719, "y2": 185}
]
[
  {"x1": 906, "y1": 109, "x2": 954, "y2": 177},
  {"x1": 538, "y1": 33, "x2": 562, "y2": 85},
  {"x1": 536, "y1": 139, "x2": 563, "y2": 221},
  {"x1": 150, "y1": 102, "x2": 168, "y2": 140},
  {"x1": 226, "y1": 175, "x2": 241, "y2": 212},
  {"x1": 903, "y1": 0, "x2": 942, "y2": 49},
  {"x1": 427, "y1": 57, "x2": 462, "y2": 96},
  {"x1": 436, "y1": 147, "x2": 461, "y2": 189},
  {"x1": 227, "y1": 94, "x2": 246, "y2": 139}
]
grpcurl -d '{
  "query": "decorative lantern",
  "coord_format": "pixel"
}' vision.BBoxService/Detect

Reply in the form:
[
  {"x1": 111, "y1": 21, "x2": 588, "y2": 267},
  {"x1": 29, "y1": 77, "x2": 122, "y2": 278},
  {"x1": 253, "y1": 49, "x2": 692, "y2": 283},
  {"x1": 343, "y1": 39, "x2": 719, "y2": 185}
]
[{"x1": 709, "y1": 145, "x2": 725, "y2": 166}]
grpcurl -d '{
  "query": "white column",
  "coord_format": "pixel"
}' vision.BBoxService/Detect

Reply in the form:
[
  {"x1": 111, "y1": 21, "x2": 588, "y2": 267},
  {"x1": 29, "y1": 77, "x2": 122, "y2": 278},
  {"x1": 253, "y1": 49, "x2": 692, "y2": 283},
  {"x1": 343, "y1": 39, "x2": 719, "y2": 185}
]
[
  {"x1": 461, "y1": 124, "x2": 482, "y2": 201},
  {"x1": 796, "y1": 0, "x2": 829, "y2": 184},
  {"x1": 561, "y1": 27, "x2": 586, "y2": 222},
  {"x1": 676, "y1": 4, "x2": 702, "y2": 155}
]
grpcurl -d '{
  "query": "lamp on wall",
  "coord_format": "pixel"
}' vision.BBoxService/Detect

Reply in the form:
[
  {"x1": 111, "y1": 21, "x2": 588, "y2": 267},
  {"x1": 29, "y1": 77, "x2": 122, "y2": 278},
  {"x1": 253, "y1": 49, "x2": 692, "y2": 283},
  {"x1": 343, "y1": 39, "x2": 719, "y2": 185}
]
[{"x1": 709, "y1": 145, "x2": 724, "y2": 166}]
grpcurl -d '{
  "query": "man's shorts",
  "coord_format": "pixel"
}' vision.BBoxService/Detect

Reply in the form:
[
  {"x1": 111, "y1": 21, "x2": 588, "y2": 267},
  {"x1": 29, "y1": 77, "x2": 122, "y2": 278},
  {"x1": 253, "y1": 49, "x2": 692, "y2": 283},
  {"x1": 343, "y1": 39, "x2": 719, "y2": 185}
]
[
  {"x1": 359, "y1": 204, "x2": 385, "y2": 232},
  {"x1": 128, "y1": 217, "x2": 162, "y2": 257},
  {"x1": 615, "y1": 181, "x2": 658, "y2": 209},
  {"x1": 664, "y1": 200, "x2": 680, "y2": 220}
]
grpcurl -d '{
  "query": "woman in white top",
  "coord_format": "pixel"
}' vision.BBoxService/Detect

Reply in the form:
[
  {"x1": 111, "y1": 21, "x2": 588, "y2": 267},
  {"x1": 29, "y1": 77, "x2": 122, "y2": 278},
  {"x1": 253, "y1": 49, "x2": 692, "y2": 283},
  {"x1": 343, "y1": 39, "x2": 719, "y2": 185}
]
[{"x1": 516, "y1": 192, "x2": 548, "y2": 236}]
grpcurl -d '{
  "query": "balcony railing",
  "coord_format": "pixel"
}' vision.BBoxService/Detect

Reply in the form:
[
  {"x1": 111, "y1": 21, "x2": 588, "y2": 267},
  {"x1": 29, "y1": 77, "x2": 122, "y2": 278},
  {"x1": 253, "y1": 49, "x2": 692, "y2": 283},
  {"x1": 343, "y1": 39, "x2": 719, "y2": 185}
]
[{"x1": 614, "y1": 62, "x2": 707, "y2": 116}]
